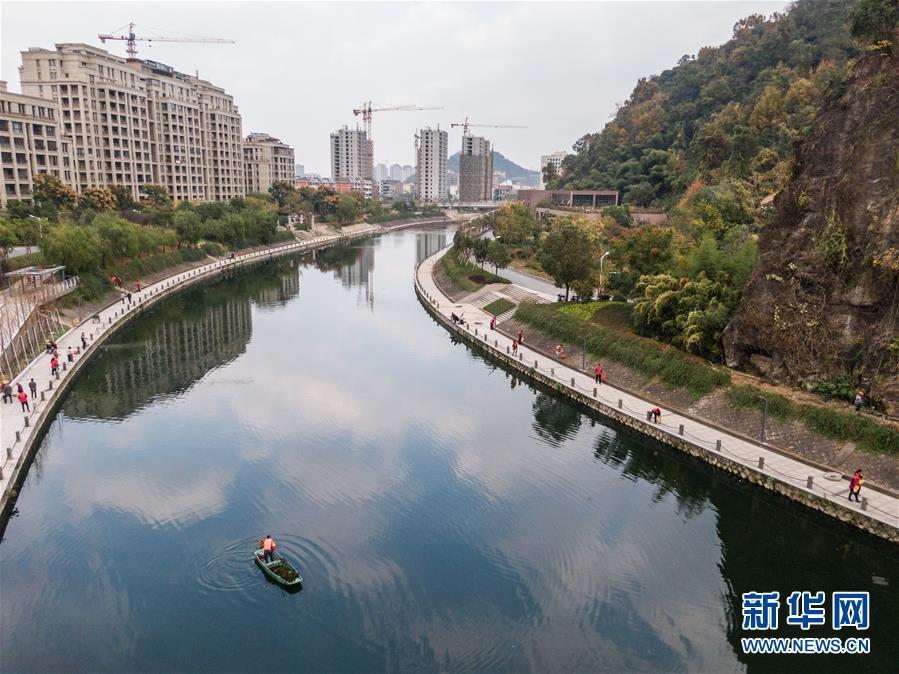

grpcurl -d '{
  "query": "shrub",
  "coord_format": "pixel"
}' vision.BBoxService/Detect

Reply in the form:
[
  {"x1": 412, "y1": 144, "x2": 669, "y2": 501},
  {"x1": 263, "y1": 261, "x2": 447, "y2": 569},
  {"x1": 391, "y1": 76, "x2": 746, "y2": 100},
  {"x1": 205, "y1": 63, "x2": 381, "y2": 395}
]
[
  {"x1": 516, "y1": 302, "x2": 730, "y2": 397},
  {"x1": 201, "y1": 242, "x2": 226, "y2": 257}
]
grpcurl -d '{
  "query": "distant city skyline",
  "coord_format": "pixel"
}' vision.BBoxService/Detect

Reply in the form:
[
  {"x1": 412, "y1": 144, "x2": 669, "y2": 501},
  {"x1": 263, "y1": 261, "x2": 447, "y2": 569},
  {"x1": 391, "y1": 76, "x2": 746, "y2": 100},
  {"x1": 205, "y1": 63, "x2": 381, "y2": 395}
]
[{"x1": 1, "y1": 1, "x2": 788, "y2": 175}]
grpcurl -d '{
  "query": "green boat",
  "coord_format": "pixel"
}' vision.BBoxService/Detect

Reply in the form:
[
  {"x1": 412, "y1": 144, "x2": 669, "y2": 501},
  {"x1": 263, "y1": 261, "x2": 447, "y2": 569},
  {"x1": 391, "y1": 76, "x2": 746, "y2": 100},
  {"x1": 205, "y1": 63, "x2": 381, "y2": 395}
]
[{"x1": 254, "y1": 548, "x2": 303, "y2": 587}]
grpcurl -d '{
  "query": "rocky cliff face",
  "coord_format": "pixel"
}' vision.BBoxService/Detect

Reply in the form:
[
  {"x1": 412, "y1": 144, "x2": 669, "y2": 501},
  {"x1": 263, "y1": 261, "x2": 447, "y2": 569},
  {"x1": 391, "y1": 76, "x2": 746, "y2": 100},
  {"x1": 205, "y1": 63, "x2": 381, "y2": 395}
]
[{"x1": 724, "y1": 46, "x2": 899, "y2": 410}]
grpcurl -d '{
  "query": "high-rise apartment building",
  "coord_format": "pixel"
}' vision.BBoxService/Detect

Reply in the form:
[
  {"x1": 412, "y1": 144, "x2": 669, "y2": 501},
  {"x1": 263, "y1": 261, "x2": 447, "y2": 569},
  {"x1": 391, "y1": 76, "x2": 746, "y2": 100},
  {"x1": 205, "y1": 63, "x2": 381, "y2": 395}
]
[
  {"x1": 17, "y1": 43, "x2": 245, "y2": 202},
  {"x1": 415, "y1": 127, "x2": 447, "y2": 203},
  {"x1": 402, "y1": 164, "x2": 414, "y2": 181},
  {"x1": 243, "y1": 132, "x2": 295, "y2": 194},
  {"x1": 330, "y1": 125, "x2": 370, "y2": 181},
  {"x1": 389, "y1": 163, "x2": 402, "y2": 181},
  {"x1": 373, "y1": 162, "x2": 388, "y2": 182},
  {"x1": 458, "y1": 134, "x2": 493, "y2": 202},
  {"x1": 539, "y1": 150, "x2": 568, "y2": 188},
  {"x1": 295, "y1": 163, "x2": 304, "y2": 178},
  {"x1": 0, "y1": 81, "x2": 72, "y2": 210}
]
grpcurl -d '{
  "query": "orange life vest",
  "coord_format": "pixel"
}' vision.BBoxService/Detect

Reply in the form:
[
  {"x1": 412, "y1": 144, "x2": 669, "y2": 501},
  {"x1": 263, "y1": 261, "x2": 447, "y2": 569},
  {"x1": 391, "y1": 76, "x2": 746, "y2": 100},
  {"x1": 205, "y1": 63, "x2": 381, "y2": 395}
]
[{"x1": 263, "y1": 537, "x2": 275, "y2": 552}]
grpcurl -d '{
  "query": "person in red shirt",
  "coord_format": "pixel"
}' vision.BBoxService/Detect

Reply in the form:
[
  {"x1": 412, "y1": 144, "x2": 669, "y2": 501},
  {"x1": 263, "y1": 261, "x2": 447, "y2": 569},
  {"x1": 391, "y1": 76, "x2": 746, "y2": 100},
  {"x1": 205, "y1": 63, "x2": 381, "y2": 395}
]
[
  {"x1": 489, "y1": 316, "x2": 496, "y2": 330},
  {"x1": 652, "y1": 407, "x2": 662, "y2": 423},
  {"x1": 18, "y1": 390, "x2": 29, "y2": 412},
  {"x1": 595, "y1": 364, "x2": 603, "y2": 384},
  {"x1": 50, "y1": 356, "x2": 59, "y2": 375},
  {"x1": 517, "y1": 330, "x2": 523, "y2": 343},
  {"x1": 512, "y1": 340, "x2": 518, "y2": 354}
]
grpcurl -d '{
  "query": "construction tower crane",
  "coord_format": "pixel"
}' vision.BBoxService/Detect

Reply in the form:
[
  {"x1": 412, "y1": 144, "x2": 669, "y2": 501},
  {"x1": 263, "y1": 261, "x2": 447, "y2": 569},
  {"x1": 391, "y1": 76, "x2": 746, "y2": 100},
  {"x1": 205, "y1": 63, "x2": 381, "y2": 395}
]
[
  {"x1": 450, "y1": 118, "x2": 527, "y2": 136},
  {"x1": 99, "y1": 22, "x2": 235, "y2": 59},
  {"x1": 352, "y1": 102, "x2": 442, "y2": 178}
]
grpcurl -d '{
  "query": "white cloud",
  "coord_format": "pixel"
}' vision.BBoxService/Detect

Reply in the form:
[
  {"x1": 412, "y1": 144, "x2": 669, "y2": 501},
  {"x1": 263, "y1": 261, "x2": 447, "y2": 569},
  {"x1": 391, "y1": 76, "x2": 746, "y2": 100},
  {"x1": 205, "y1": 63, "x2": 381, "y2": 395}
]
[{"x1": 1, "y1": 1, "x2": 787, "y2": 175}]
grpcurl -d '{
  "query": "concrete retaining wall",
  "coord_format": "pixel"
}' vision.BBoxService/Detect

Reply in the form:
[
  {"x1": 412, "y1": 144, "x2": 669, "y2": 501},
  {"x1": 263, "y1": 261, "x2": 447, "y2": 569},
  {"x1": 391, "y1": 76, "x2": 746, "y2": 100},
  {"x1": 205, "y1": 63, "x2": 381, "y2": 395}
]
[{"x1": 413, "y1": 276, "x2": 899, "y2": 545}]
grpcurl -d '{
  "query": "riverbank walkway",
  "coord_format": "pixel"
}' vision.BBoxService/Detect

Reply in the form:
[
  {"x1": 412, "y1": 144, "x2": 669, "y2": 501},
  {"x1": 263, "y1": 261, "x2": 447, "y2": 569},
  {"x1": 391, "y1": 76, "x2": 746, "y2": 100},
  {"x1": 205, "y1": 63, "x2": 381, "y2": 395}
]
[{"x1": 416, "y1": 246, "x2": 899, "y2": 540}]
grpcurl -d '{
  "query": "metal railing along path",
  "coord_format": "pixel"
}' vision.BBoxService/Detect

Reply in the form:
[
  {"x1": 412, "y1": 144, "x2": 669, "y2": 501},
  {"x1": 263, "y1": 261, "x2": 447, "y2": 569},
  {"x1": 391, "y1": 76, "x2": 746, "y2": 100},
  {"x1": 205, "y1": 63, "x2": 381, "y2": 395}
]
[
  {"x1": 0, "y1": 229, "x2": 378, "y2": 522},
  {"x1": 413, "y1": 246, "x2": 899, "y2": 541}
]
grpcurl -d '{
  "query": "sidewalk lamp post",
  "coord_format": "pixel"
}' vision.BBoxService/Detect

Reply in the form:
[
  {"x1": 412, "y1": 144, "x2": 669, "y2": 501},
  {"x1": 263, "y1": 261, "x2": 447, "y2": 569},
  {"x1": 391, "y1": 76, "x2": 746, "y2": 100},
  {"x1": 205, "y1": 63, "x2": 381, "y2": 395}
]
[
  {"x1": 598, "y1": 251, "x2": 610, "y2": 295},
  {"x1": 758, "y1": 395, "x2": 768, "y2": 444}
]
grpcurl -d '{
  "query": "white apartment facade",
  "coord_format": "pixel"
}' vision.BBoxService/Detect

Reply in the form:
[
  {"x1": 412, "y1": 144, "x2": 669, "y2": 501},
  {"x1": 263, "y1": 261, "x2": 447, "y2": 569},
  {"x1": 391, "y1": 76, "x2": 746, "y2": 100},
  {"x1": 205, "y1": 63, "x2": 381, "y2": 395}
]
[
  {"x1": 0, "y1": 81, "x2": 72, "y2": 210},
  {"x1": 539, "y1": 150, "x2": 568, "y2": 188},
  {"x1": 16, "y1": 43, "x2": 245, "y2": 202},
  {"x1": 330, "y1": 126, "x2": 370, "y2": 181},
  {"x1": 415, "y1": 127, "x2": 447, "y2": 203},
  {"x1": 243, "y1": 132, "x2": 295, "y2": 194}
]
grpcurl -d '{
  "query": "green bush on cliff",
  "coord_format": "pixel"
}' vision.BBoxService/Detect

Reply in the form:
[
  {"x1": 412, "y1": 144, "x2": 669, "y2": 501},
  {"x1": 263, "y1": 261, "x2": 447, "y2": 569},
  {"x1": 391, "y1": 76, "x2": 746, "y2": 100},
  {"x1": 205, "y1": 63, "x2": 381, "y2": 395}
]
[{"x1": 515, "y1": 302, "x2": 730, "y2": 397}]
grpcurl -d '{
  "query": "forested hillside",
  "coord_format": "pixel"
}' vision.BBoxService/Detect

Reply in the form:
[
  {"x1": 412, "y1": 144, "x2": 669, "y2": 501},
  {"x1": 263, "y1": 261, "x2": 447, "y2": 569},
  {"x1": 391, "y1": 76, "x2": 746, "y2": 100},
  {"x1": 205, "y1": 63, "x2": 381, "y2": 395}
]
[{"x1": 551, "y1": 0, "x2": 860, "y2": 206}]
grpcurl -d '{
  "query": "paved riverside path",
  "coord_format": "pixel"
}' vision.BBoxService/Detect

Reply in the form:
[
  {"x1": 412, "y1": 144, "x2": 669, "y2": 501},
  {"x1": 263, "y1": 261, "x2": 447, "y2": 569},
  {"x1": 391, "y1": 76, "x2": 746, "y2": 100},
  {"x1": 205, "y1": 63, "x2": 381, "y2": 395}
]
[
  {"x1": 415, "y1": 246, "x2": 899, "y2": 539},
  {"x1": 0, "y1": 232, "x2": 346, "y2": 511}
]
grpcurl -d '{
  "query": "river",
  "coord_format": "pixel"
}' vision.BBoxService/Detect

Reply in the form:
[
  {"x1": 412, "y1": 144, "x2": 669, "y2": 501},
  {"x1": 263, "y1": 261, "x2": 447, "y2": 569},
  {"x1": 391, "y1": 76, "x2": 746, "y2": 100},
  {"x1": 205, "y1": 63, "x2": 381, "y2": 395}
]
[{"x1": 1, "y1": 228, "x2": 897, "y2": 673}]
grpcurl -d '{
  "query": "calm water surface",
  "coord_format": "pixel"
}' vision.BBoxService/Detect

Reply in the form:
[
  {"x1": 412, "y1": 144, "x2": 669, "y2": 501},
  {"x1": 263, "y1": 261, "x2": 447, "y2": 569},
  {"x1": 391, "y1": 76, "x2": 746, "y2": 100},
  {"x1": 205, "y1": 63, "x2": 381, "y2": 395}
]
[{"x1": 2, "y1": 229, "x2": 898, "y2": 673}]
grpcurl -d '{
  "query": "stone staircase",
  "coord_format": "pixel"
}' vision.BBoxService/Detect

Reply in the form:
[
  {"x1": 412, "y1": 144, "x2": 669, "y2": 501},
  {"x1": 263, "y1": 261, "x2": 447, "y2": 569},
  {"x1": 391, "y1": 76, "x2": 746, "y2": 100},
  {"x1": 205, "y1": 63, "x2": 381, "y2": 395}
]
[{"x1": 499, "y1": 284, "x2": 548, "y2": 305}]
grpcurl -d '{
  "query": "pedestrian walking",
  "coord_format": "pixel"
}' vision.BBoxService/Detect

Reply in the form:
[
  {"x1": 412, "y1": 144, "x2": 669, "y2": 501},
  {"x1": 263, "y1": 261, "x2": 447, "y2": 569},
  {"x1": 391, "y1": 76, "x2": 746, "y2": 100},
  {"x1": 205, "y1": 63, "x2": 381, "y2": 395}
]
[
  {"x1": 651, "y1": 406, "x2": 662, "y2": 423},
  {"x1": 127, "y1": 291, "x2": 132, "y2": 304},
  {"x1": 16, "y1": 381, "x2": 24, "y2": 394},
  {"x1": 66, "y1": 347, "x2": 74, "y2": 363},
  {"x1": 555, "y1": 344, "x2": 566, "y2": 360},
  {"x1": 50, "y1": 356, "x2": 59, "y2": 375},
  {"x1": 136, "y1": 281, "x2": 142, "y2": 292},
  {"x1": 490, "y1": 316, "x2": 496, "y2": 330},
  {"x1": 512, "y1": 340, "x2": 518, "y2": 354},
  {"x1": 595, "y1": 364, "x2": 603, "y2": 384},
  {"x1": 81, "y1": 332, "x2": 88, "y2": 349},
  {"x1": 518, "y1": 330, "x2": 523, "y2": 344},
  {"x1": 2, "y1": 381, "x2": 12, "y2": 403},
  {"x1": 18, "y1": 390, "x2": 29, "y2": 412},
  {"x1": 848, "y1": 469, "x2": 864, "y2": 502},
  {"x1": 854, "y1": 390, "x2": 865, "y2": 413},
  {"x1": 28, "y1": 378, "x2": 37, "y2": 398}
]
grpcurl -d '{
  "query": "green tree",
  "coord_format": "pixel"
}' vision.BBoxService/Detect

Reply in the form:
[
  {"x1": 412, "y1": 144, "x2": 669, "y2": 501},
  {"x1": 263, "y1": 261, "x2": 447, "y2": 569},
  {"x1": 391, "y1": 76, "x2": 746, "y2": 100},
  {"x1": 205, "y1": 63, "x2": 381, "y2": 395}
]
[
  {"x1": 335, "y1": 194, "x2": 358, "y2": 225},
  {"x1": 174, "y1": 210, "x2": 202, "y2": 247},
  {"x1": 492, "y1": 202, "x2": 538, "y2": 245},
  {"x1": 141, "y1": 184, "x2": 171, "y2": 206},
  {"x1": 268, "y1": 180, "x2": 296, "y2": 209},
  {"x1": 109, "y1": 185, "x2": 137, "y2": 211},
  {"x1": 624, "y1": 181, "x2": 656, "y2": 206},
  {"x1": 94, "y1": 213, "x2": 140, "y2": 262},
  {"x1": 851, "y1": 0, "x2": 898, "y2": 46},
  {"x1": 538, "y1": 217, "x2": 598, "y2": 300},
  {"x1": 602, "y1": 205, "x2": 634, "y2": 228},
  {"x1": 486, "y1": 239, "x2": 511, "y2": 273},
  {"x1": 0, "y1": 219, "x2": 16, "y2": 264},
  {"x1": 610, "y1": 225, "x2": 675, "y2": 295},
  {"x1": 472, "y1": 237, "x2": 490, "y2": 266},
  {"x1": 42, "y1": 224, "x2": 105, "y2": 273},
  {"x1": 453, "y1": 229, "x2": 473, "y2": 257},
  {"x1": 541, "y1": 162, "x2": 559, "y2": 189}
]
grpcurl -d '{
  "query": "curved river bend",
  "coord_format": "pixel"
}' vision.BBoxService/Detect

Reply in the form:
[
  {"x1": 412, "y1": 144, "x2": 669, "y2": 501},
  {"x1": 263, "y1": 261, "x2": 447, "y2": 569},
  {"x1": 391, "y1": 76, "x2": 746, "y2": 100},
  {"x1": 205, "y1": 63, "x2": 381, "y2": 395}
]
[{"x1": 2, "y1": 229, "x2": 897, "y2": 673}]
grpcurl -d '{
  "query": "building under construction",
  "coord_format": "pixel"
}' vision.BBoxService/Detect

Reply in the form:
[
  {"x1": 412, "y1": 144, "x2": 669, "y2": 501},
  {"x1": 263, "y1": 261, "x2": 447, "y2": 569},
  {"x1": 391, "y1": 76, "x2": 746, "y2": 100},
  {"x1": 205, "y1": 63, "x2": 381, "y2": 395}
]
[{"x1": 458, "y1": 134, "x2": 493, "y2": 202}]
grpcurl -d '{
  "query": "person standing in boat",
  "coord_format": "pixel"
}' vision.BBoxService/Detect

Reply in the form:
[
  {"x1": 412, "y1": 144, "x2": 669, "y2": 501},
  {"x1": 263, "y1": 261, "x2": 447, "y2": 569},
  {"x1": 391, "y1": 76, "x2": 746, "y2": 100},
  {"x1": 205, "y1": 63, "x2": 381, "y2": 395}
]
[{"x1": 260, "y1": 535, "x2": 277, "y2": 563}]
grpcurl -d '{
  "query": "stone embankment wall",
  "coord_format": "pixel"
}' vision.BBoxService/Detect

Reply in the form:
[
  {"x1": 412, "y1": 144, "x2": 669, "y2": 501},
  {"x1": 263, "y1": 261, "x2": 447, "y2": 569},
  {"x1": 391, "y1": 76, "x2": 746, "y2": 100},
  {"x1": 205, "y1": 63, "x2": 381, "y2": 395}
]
[{"x1": 414, "y1": 257, "x2": 899, "y2": 545}]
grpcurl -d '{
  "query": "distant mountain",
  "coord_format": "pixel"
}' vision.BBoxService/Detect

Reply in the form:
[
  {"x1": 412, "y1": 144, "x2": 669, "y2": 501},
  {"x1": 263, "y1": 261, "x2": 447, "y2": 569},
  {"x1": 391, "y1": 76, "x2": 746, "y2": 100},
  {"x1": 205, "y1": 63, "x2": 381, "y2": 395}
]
[{"x1": 448, "y1": 150, "x2": 539, "y2": 185}]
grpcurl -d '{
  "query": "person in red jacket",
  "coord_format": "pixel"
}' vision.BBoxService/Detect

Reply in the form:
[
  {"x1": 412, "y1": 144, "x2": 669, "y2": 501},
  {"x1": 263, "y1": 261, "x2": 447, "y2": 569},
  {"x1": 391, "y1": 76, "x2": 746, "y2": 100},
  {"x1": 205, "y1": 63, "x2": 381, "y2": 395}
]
[
  {"x1": 651, "y1": 407, "x2": 662, "y2": 423},
  {"x1": 50, "y1": 356, "x2": 59, "y2": 375},
  {"x1": 18, "y1": 390, "x2": 29, "y2": 412},
  {"x1": 260, "y1": 535, "x2": 277, "y2": 564}
]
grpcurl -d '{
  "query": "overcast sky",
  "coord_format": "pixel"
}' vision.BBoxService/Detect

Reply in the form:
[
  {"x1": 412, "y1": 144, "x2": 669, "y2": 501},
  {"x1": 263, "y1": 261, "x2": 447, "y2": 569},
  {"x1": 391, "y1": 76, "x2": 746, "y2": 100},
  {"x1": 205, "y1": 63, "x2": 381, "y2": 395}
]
[{"x1": 2, "y1": 1, "x2": 787, "y2": 175}]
